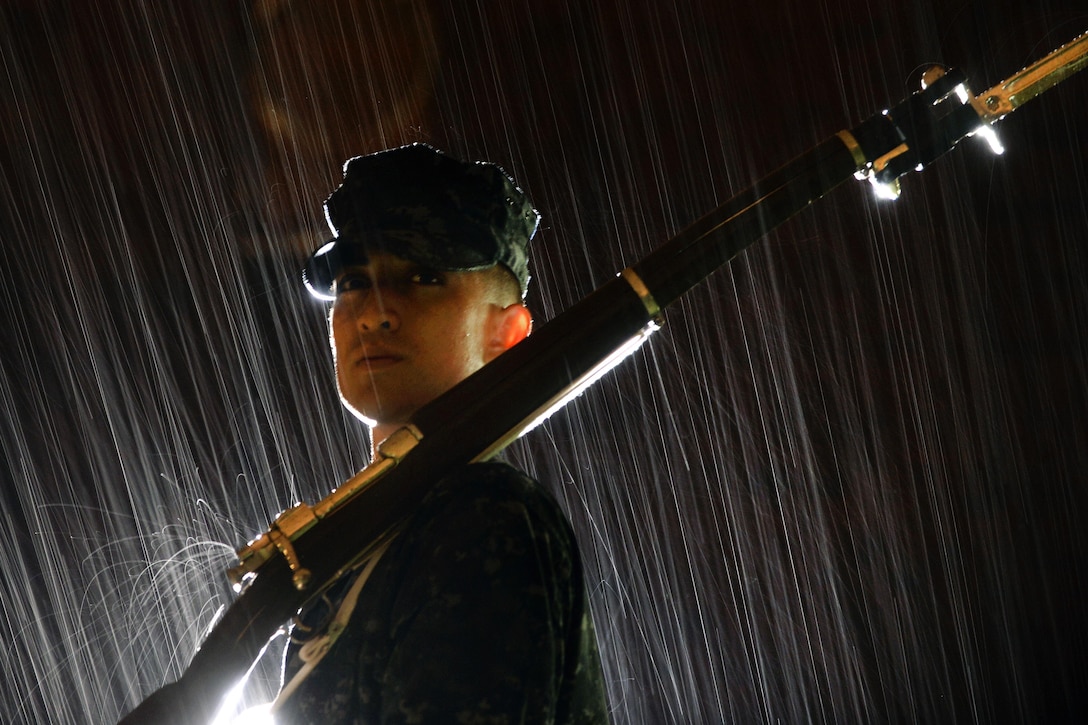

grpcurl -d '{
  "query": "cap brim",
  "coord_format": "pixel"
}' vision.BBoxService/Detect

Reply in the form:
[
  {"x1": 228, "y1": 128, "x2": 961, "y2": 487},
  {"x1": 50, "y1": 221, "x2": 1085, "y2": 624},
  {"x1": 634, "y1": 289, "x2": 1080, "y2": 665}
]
[{"x1": 302, "y1": 240, "x2": 366, "y2": 301}]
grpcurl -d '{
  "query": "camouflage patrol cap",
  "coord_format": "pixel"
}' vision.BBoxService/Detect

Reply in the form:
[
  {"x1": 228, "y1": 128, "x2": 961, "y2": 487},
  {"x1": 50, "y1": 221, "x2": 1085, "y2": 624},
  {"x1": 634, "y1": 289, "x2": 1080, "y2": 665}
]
[{"x1": 303, "y1": 143, "x2": 539, "y2": 300}]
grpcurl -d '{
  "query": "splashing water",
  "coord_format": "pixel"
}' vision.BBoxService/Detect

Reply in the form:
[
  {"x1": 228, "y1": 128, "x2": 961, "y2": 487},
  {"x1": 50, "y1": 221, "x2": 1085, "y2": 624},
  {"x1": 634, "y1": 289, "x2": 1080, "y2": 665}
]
[{"x1": 2, "y1": 1, "x2": 1086, "y2": 723}]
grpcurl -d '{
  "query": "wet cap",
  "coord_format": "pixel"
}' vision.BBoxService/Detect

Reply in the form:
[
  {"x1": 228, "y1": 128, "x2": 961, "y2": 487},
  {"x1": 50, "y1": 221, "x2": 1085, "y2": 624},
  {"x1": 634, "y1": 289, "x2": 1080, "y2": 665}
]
[{"x1": 304, "y1": 143, "x2": 539, "y2": 300}]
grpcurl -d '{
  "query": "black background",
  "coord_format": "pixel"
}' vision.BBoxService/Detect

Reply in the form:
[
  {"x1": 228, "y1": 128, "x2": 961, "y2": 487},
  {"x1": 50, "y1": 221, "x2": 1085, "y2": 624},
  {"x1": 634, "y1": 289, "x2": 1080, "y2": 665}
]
[{"x1": 2, "y1": 1, "x2": 1086, "y2": 722}]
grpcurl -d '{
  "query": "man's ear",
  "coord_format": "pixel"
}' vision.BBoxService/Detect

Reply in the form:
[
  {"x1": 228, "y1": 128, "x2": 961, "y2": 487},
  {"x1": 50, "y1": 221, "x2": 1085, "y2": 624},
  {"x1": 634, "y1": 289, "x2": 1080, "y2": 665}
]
[{"x1": 485, "y1": 303, "x2": 532, "y2": 362}]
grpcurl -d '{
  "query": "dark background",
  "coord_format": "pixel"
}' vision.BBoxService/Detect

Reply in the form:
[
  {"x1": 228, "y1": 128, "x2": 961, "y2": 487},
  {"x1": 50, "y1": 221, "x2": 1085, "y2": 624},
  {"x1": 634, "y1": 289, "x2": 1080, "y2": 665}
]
[{"x1": 2, "y1": 1, "x2": 1086, "y2": 722}]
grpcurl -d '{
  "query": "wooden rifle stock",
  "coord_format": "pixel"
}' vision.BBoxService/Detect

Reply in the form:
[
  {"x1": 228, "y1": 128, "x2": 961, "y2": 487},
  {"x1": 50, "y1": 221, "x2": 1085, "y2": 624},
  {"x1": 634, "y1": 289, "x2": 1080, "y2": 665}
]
[{"x1": 119, "y1": 33, "x2": 1088, "y2": 722}]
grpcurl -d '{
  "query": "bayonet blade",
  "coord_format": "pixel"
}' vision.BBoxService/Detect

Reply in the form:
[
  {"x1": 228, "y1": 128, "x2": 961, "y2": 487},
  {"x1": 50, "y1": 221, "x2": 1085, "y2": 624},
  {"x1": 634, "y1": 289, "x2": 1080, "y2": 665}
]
[{"x1": 973, "y1": 31, "x2": 1088, "y2": 123}]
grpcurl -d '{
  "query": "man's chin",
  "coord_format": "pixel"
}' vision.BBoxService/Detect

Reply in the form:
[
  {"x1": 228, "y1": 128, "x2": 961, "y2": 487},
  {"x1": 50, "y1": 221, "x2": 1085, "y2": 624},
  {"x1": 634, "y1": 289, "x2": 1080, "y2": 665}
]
[
  {"x1": 339, "y1": 395, "x2": 417, "y2": 435},
  {"x1": 344, "y1": 405, "x2": 378, "y2": 428},
  {"x1": 338, "y1": 391, "x2": 377, "y2": 425}
]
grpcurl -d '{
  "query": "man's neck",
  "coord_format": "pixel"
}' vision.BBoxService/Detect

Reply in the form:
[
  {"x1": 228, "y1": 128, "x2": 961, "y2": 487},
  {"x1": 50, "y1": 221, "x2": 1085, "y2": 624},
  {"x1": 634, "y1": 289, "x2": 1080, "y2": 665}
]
[{"x1": 369, "y1": 422, "x2": 399, "y2": 459}]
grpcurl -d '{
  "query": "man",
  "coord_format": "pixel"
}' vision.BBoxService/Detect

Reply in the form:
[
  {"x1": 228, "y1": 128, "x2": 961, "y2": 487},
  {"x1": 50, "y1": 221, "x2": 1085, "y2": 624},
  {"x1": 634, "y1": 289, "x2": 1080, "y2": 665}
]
[{"x1": 274, "y1": 144, "x2": 610, "y2": 723}]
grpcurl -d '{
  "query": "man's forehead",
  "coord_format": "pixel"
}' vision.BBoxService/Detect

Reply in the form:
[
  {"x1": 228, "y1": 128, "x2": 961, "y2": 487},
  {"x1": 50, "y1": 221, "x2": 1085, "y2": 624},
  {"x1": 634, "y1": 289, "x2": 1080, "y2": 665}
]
[
  {"x1": 334, "y1": 250, "x2": 467, "y2": 275},
  {"x1": 332, "y1": 254, "x2": 497, "y2": 293},
  {"x1": 340, "y1": 249, "x2": 414, "y2": 270}
]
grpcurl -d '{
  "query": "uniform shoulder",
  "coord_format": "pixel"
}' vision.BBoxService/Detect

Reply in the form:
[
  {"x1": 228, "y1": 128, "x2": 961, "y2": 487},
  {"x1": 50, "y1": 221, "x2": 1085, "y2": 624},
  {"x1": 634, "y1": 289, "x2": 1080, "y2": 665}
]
[
  {"x1": 404, "y1": 460, "x2": 574, "y2": 548},
  {"x1": 429, "y1": 460, "x2": 560, "y2": 511}
]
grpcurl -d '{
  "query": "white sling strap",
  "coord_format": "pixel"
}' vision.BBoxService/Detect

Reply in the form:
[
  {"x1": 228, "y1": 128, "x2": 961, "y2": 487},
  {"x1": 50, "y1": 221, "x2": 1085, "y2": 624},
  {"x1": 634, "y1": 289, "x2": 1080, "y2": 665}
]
[{"x1": 270, "y1": 538, "x2": 393, "y2": 711}]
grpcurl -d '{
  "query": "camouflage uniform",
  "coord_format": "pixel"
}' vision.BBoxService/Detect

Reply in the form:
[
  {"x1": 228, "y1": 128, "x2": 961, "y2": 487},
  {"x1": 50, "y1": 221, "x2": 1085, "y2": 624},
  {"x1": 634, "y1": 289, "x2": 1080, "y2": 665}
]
[{"x1": 277, "y1": 461, "x2": 610, "y2": 724}]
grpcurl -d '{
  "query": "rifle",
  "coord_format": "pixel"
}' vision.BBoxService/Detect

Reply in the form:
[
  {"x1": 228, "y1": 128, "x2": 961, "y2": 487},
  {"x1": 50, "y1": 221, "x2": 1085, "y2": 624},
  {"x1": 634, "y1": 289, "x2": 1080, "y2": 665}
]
[{"x1": 118, "y1": 31, "x2": 1088, "y2": 724}]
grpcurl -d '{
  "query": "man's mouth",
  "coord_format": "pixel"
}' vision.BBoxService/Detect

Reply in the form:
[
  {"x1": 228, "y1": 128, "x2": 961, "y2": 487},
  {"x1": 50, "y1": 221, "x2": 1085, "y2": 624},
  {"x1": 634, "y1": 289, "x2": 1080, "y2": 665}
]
[{"x1": 356, "y1": 353, "x2": 402, "y2": 370}]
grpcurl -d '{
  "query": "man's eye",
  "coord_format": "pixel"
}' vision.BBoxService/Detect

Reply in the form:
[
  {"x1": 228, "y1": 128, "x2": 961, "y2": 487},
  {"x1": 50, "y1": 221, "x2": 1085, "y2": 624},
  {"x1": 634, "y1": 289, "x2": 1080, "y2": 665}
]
[{"x1": 336, "y1": 273, "x2": 371, "y2": 294}]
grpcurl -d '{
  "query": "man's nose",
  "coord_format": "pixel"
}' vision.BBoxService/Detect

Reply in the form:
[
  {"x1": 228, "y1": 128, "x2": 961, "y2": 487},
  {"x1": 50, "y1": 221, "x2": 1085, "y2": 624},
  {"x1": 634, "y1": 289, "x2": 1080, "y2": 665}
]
[{"x1": 356, "y1": 289, "x2": 400, "y2": 332}]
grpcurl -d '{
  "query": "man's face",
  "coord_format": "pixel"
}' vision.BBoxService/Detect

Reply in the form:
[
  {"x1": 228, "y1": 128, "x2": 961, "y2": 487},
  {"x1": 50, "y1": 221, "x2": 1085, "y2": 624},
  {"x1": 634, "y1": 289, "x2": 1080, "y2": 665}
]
[{"x1": 330, "y1": 251, "x2": 526, "y2": 440}]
